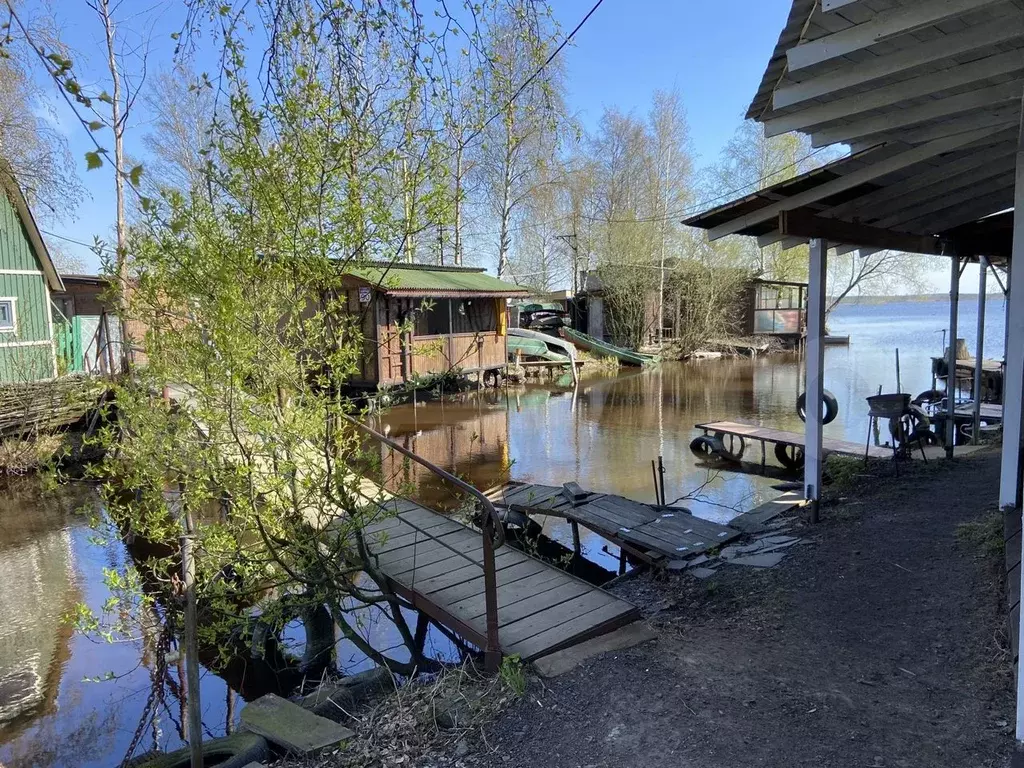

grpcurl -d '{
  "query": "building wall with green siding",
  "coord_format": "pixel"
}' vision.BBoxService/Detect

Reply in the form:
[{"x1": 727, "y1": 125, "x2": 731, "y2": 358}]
[{"x1": 0, "y1": 190, "x2": 55, "y2": 382}]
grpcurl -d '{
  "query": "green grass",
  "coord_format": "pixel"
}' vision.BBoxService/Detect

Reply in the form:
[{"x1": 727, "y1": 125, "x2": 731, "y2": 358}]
[
  {"x1": 498, "y1": 654, "x2": 527, "y2": 696},
  {"x1": 956, "y1": 512, "x2": 1004, "y2": 560}
]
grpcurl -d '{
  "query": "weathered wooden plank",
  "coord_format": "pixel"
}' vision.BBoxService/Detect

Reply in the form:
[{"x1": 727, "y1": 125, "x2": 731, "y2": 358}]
[
  {"x1": 374, "y1": 528, "x2": 479, "y2": 568},
  {"x1": 408, "y1": 548, "x2": 530, "y2": 594},
  {"x1": 392, "y1": 546, "x2": 521, "y2": 584},
  {"x1": 494, "y1": 581, "x2": 593, "y2": 626},
  {"x1": 499, "y1": 591, "x2": 615, "y2": 647},
  {"x1": 240, "y1": 694, "x2": 353, "y2": 754},
  {"x1": 505, "y1": 602, "x2": 639, "y2": 661},
  {"x1": 428, "y1": 560, "x2": 547, "y2": 605},
  {"x1": 448, "y1": 569, "x2": 567, "y2": 620},
  {"x1": 378, "y1": 541, "x2": 476, "y2": 577},
  {"x1": 696, "y1": 420, "x2": 890, "y2": 458},
  {"x1": 365, "y1": 523, "x2": 466, "y2": 555},
  {"x1": 502, "y1": 484, "x2": 562, "y2": 507}
]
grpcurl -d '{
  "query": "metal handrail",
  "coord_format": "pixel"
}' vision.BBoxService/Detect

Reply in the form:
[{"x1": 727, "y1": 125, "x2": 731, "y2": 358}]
[{"x1": 343, "y1": 413, "x2": 504, "y2": 671}]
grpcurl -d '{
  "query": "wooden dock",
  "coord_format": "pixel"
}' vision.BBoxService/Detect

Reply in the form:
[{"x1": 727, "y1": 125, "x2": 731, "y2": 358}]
[
  {"x1": 695, "y1": 420, "x2": 891, "y2": 460},
  {"x1": 484, "y1": 482, "x2": 741, "y2": 564},
  {"x1": 363, "y1": 498, "x2": 639, "y2": 661}
]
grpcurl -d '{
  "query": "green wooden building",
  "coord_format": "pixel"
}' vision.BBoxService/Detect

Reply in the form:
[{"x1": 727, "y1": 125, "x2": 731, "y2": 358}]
[{"x1": 0, "y1": 166, "x2": 64, "y2": 383}]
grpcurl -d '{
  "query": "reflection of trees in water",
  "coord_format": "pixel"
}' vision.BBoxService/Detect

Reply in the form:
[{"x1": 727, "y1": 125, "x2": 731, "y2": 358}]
[{"x1": 0, "y1": 480, "x2": 84, "y2": 737}]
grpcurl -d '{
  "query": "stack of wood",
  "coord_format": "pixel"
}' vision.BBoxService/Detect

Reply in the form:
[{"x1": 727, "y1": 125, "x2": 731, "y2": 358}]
[{"x1": 0, "y1": 376, "x2": 108, "y2": 436}]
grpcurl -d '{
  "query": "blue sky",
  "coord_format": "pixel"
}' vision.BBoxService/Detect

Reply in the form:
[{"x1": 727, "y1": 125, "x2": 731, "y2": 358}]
[
  {"x1": 38, "y1": 0, "x2": 791, "y2": 273},
  {"x1": 33, "y1": 0, "x2": 971, "y2": 291}
]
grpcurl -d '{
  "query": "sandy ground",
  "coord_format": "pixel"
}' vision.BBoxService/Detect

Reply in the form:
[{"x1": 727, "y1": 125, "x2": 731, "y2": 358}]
[{"x1": 458, "y1": 450, "x2": 1015, "y2": 768}]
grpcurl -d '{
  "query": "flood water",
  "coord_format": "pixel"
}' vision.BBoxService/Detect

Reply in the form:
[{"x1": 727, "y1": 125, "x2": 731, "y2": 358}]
[{"x1": 0, "y1": 295, "x2": 1004, "y2": 767}]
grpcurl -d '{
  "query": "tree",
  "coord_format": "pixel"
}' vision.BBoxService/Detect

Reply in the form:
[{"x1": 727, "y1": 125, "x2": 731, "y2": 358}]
[{"x1": 826, "y1": 248, "x2": 932, "y2": 317}]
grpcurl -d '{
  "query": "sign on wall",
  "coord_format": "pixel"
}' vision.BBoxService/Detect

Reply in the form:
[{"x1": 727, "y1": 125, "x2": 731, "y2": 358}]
[{"x1": 358, "y1": 287, "x2": 372, "y2": 304}]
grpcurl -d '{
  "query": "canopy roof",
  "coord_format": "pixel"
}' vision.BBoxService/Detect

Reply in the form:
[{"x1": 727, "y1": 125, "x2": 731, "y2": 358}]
[
  {"x1": 344, "y1": 262, "x2": 528, "y2": 298},
  {"x1": 686, "y1": 0, "x2": 1024, "y2": 262}
]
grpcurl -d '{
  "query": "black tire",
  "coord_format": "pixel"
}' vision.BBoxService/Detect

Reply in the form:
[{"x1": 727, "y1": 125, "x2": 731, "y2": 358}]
[
  {"x1": 797, "y1": 389, "x2": 839, "y2": 425},
  {"x1": 690, "y1": 434, "x2": 728, "y2": 461},
  {"x1": 889, "y1": 404, "x2": 931, "y2": 442},
  {"x1": 713, "y1": 432, "x2": 746, "y2": 462},
  {"x1": 125, "y1": 732, "x2": 268, "y2": 768},
  {"x1": 908, "y1": 427, "x2": 940, "y2": 446},
  {"x1": 912, "y1": 389, "x2": 944, "y2": 406},
  {"x1": 774, "y1": 442, "x2": 805, "y2": 470}
]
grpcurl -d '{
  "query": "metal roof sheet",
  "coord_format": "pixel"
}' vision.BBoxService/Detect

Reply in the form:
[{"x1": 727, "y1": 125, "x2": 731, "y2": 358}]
[{"x1": 345, "y1": 262, "x2": 529, "y2": 297}]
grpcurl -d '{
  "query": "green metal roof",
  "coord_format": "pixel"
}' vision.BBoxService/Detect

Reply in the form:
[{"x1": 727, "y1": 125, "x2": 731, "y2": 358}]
[{"x1": 345, "y1": 262, "x2": 528, "y2": 297}]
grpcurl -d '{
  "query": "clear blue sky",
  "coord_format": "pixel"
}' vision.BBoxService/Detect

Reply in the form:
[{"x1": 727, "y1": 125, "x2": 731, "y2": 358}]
[{"x1": 38, "y1": 0, "x2": 792, "y2": 273}]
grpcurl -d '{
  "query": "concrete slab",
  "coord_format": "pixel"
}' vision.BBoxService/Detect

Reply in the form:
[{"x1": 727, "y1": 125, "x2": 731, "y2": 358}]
[
  {"x1": 689, "y1": 567, "x2": 718, "y2": 579},
  {"x1": 532, "y1": 622, "x2": 656, "y2": 678},
  {"x1": 727, "y1": 552, "x2": 787, "y2": 568},
  {"x1": 729, "y1": 492, "x2": 803, "y2": 533},
  {"x1": 241, "y1": 693, "x2": 354, "y2": 754}
]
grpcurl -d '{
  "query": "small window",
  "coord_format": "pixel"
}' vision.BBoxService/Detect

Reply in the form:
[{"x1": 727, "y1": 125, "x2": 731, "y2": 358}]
[{"x1": 0, "y1": 298, "x2": 16, "y2": 332}]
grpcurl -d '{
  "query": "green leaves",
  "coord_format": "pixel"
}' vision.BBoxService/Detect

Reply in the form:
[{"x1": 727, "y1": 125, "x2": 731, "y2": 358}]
[
  {"x1": 85, "y1": 151, "x2": 103, "y2": 171},
  {"x1": 128, "y1": 165, "x2": 143, "y2": 186},
  {"x1": 87, "y1": 120, "x2": 104, "y2": 132}
]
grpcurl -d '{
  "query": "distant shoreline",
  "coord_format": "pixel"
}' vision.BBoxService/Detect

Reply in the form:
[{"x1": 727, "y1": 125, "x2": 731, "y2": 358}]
[{"x1": 834, "y1": 293, "x2": 1002, "y2": 306}]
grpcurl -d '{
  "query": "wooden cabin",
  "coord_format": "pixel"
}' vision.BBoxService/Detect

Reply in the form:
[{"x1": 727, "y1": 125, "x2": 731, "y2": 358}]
[
  {"x1": 0, "y1": 166, "x2": 65, "y2": 383},
  {"x1": 339, "y1": 263, "x2": 528, "y2": 387}
]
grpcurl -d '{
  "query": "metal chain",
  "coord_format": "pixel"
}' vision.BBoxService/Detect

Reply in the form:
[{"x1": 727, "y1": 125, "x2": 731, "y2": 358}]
[{"x1": 120, "y1": 621, "x2": 172, "y2": 768}]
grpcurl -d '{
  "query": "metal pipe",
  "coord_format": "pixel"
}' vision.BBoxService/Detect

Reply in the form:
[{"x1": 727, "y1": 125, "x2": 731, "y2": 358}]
[
  {"x1": 804, "y1": 238, "x2": 826, "y2": 524},
  {"x1": 946, "y1": 254, "x2": 960, "y2": 457},
  {"x1": 972, "y1": 256, "x2": 988, "y2": 445}
]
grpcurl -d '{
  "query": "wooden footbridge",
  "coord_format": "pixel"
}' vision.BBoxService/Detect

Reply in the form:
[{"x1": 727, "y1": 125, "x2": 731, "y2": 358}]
[{"x1": 362, "y1": 497, "x2": 639, "y2": 663}]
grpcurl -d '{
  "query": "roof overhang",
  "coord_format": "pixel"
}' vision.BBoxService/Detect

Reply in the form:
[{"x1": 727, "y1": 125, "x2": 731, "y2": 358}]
[
  {"x1": 688, "y1": 0, "x2": 1024, "y2": 263},
  {"x1": 0, "y1": 163, "x2": 64, "y2": 292}
]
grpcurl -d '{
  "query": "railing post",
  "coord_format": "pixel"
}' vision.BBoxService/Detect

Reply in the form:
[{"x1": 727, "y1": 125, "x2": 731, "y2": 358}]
[{"x1": 481, "y1": 518, "x2": 501, "y2": 673}]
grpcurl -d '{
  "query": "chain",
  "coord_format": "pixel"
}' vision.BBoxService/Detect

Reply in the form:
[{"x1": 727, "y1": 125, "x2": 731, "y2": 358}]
[{"x1": 120, "y1": 621, "x2": 172, "y2": 768}]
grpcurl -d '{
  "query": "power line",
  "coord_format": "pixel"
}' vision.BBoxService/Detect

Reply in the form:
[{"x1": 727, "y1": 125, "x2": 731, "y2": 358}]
[{"x1": 41, "y1": 228, "x2": 113, "y2": 254}]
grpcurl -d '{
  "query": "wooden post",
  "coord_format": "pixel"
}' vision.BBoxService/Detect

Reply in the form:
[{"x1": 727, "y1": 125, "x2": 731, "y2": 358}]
[
  {"x1": 180, "y1": 503, "x2": 203, "y2": 768},
  {"x1": 804, "y1": 238, "x2": 826, "y2": 524},
  {"x1": 571, "y1": 521, "x2": 581, "y2": 557},
  {"x1": 1005, "y1": 94, "x2": 1024, "y2": 745},
  {"x1": 946, "y1": 254, "x2": 960, "y2": 457},
  {"x1": 972, "y1": 256, "x2": 988, "y2": 445}
]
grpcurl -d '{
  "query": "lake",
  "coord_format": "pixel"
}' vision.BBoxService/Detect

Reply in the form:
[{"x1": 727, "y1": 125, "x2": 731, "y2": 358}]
[{"x1": 0, "y1": 294, "x2": 1003, "y2": 767}]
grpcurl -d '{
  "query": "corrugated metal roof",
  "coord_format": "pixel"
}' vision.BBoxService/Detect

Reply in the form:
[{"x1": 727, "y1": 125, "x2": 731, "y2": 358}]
[{"x1": 345, "y1": 262, "x2": 529, "y2": 297}]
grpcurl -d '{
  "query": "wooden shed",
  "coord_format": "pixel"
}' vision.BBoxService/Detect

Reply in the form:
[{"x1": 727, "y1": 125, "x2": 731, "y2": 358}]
[
  {"x1": 339, "y1": 263, "x2": 528, "y2": 387},
  {"x1": 741, "y1": 278, "x2": 807, "y2": 341},
  {"x1": 0, "y1": 165, "x2": 64, "y2": 383}
]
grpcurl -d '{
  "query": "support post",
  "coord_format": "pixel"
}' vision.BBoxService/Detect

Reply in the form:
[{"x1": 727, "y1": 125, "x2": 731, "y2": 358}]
[
  {"x1": 972, "y1": 256, "x2": 988, "y2": 445},
  {"x1": 946, "y1": 254, "x2": 960, "y2": 457},
  {"x1": 804, "y1": 238, "x2": 826, "y2": 524},
  {"x1": 1004, "y1": 96, "x2": 1024, "y2": 745}
]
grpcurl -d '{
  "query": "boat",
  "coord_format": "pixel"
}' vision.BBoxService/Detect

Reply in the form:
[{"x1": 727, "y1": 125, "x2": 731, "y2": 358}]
[
  {"x1": 509, "y1": 327, "x2": 578, "y2": 360},
  {"x1": 559, "y1": 327, "x2": 658, "y2": 367},
  {"x1": 507, "y1": 335, "x2": 570, "y2": 363}
]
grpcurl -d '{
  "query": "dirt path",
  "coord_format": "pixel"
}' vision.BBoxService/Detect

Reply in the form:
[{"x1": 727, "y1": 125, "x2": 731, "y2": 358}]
[{"x1": 467, "y1": 451, "x2": 1014, "y2": 768}]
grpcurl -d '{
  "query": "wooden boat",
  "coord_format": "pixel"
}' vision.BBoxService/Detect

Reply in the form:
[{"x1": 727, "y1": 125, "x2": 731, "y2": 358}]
[
  {"x1": 507, "y1": 335, "x2": 569, "y2": 362},
  {"x1": 559, "y1": 327, "x2": 658, "y2": 367},
  {"x1": 509, "y1": 327, "x2": 578, "y2": 360}
]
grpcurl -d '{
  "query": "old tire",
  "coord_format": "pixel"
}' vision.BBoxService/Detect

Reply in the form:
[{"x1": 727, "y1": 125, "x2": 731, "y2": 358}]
[
  {"x1": 690, "y1": 434, "x2": 727, "y2": 461},
  {"x1": 774, "y1": 442, "x2": 805, "y2": 470},
  {"x1": 797, "y1": 390, "x2": 839, "y2": 425},
  {"x1": 124, "y1": 732, "x2": 268, "y2": 768},
  {"x1": 912, "y1": 389, "x2": 944, "y2": 406},
  {"x1": 889, "y1": 404, "x2": 930, "y2": 442},
  {"x1": 713, "y1": 432, "x2": 746, "y2": 462}
]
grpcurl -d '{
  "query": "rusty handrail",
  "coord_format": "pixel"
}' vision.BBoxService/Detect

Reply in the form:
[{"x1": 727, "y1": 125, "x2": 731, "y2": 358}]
[{"x1": 342, "y1": 414, "x2": 504, "y2": 672}]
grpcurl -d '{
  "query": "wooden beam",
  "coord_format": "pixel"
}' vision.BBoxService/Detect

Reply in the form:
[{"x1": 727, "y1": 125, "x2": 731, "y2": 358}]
[
  {"x1": 706, "y1": 126, "x2": 1005, "y2": 241},
  {"x1": 822, "y1": 0, "x2": 860, "y2": 10},
  {"x1": 901, "y1": 187, "x2": 1016, "y2": 233},
  {"x1": 787, "y1": 0, "x2": 1003, "y2": 72},
  {"x1": 779, "y1": 209, "x2": 944, "y2": 255},
  {"x1": 773, "y1": 20, "x2": 1023, "y2": 111},
  {"x1": 810, "y1": 80, "x2": 1024, "y2": 148},
  {"x1": 757, "y1": 231, "x2": 785, "y2": 248},
  {"x1": 823, "y1": 145, "x2": 1016, "y2": 219},
  {"x1": 879, "y1": 107, "x2": 1019, "y2": 147},
  {"x1": 764, "y1": 50, "x2": 1024, "y2": 138},
  {"x1": 874, "y1": 171, "x2": 1017, "y2": 229}
]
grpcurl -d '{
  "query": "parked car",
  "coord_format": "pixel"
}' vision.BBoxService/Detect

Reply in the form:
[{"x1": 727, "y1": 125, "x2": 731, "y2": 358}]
[{"x1": 519, "y1": 303, "x2": 571, "y2": 330}]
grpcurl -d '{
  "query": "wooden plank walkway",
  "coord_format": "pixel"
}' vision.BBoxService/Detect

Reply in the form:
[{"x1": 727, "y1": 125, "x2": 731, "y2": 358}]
[
  {"x1": 362, "y1": 498, "x2": 639, "y2": 661},
  {"x1": 695, "y1": 420, "x2": 891, "y2": 459},
  {"x1": 485, "y1": 482, "x2": 741, "y2": 562}
]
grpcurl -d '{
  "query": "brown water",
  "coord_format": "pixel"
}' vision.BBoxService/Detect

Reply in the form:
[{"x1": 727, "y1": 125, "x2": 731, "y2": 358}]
[{"x1": 0, "y1": 297, "x2": 1005, "y2": 767}]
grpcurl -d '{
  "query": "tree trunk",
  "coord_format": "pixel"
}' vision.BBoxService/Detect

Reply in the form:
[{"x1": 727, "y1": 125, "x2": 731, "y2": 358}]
[
  {"x1": 100, "y1": 0, "x2": 131, "y2": 371},
  {"x1": 453, "y1": 144, "x2": 463, "y2": 266}
]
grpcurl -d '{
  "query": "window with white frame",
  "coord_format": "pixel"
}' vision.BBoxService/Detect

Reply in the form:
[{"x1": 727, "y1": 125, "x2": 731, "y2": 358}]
[{"x1": 0, "y1": 298, "x2": 17, "y2": 332}]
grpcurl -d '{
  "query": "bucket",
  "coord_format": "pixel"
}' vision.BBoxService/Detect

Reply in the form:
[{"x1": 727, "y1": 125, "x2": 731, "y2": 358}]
[{"x1": 867, "y1": 393, "x2": 910, "y2": 418}]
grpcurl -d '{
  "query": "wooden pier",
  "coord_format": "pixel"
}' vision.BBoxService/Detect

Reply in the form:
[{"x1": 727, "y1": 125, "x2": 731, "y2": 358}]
[
  {"x1": 485, "y1": 482, "x2": 741, "y2": 565},
  {"x1": 362, "y1": 498, "x2": 639, "y2": 661},
  {"x1": 695, "y1": 420, "x2": 892, "y2": 461}
]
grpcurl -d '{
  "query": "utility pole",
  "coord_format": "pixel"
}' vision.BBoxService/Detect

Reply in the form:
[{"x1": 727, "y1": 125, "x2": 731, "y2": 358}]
[{"x1": 557, "y1": 233, "x2": 579, "y2": 295}]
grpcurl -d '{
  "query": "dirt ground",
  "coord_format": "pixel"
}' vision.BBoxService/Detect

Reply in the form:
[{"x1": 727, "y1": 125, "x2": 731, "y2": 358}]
[{"x1": 458, "y1": 450, "x2": 1015, "y2": 768}]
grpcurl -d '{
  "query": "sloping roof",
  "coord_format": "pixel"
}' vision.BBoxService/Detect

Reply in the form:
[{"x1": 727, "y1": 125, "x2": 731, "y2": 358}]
[
  {"x1": 0, "y1": 162, "x2": 64, "y2": 293},
  {"x1": 345, "y1": 262, "x2": 529, "y2": 297},
  {"x1": 688, "y1": 0, "x2": 1024, "y2": 262}
]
